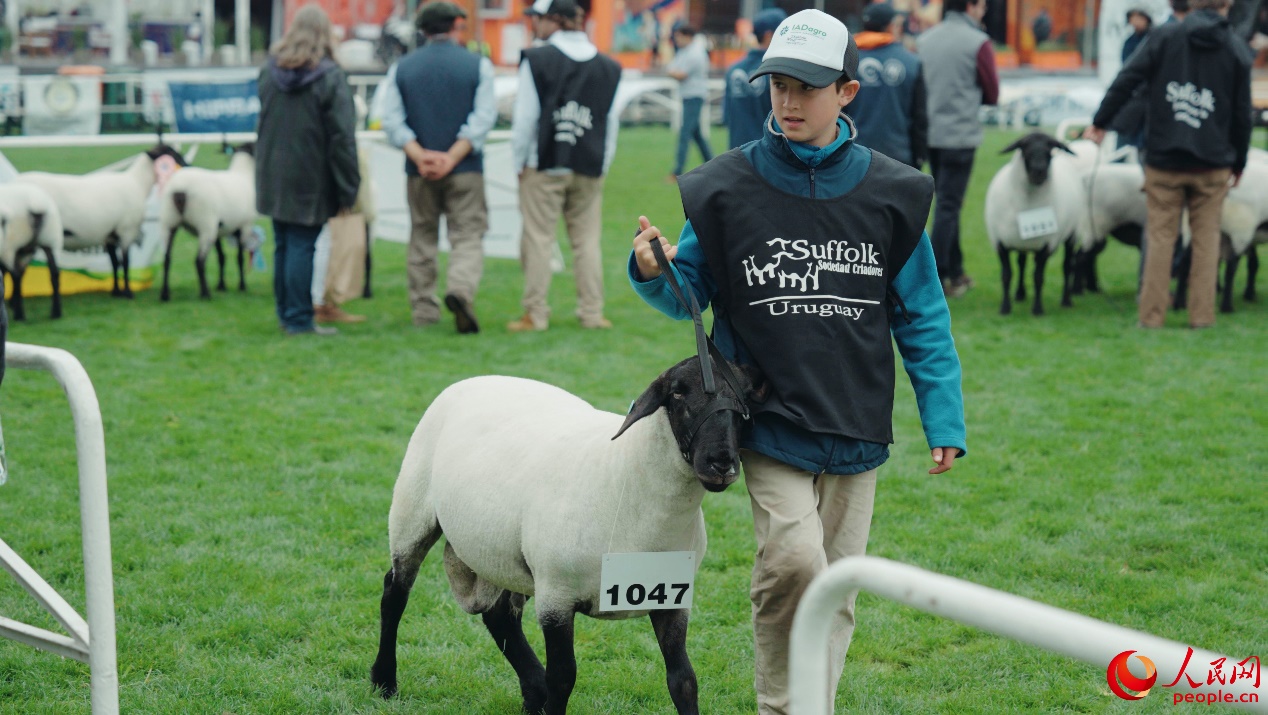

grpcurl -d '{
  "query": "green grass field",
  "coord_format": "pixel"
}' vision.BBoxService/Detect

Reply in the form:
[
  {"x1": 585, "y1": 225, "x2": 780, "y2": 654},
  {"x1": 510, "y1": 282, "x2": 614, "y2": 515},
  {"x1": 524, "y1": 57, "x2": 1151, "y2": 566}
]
[{"x1": 0, "y1": 127, "x2": 1264, "y2": 714}]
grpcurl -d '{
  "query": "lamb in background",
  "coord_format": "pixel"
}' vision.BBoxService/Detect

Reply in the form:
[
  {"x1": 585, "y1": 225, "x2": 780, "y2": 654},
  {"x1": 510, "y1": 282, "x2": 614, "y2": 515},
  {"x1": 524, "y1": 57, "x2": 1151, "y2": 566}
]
[
  {"x1": 984, "y1": 133, "x2": 1090, "y2": 315},
  {"x1": 1076, "y1": 161, "x2": 1148, "y2": 294},
  {"x1": 15, "y1": 144, "x2": 186, "y2": 299},
  {"x1": 0, "y1": 182, "x2": 64, "y2": 321},
  {"x1": 371, "y1": 356, "x2": 760, "y2": 714},
  {"x1": 157, "y1": 142, "x2": 257, "y2": 301}
]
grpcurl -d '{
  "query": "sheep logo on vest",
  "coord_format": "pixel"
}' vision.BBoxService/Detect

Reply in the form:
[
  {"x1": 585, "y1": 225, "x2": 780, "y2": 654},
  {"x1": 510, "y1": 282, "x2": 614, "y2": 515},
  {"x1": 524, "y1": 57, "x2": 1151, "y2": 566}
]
[
  {"x1": 552, "y1": 100, "x2": 594, "y2": 146},
  {"x1": 741, "y1": 236, "x2": 882, "y2": 320}
]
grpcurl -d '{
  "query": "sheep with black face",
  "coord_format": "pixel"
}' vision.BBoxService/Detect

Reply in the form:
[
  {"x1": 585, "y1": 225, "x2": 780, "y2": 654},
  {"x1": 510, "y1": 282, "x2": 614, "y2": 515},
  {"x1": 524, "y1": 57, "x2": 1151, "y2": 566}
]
[
  {"x1": 371, "y1": 356, "x2": 762, "y2": 714},
  {"x1": 15, "y1": 144, "x2": 187, "y2": 299},
  {"x1": 984, "y1": 132, "x2": 1091, "y2": 315},
  {"x1": 158, "y1": 142, "x2": 258, "y2": 301}
]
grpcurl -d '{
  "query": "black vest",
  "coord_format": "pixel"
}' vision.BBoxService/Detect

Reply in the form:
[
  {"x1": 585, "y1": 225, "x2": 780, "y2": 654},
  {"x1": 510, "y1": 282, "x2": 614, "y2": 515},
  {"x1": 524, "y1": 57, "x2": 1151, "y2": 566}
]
[
  {"x1": 523, "y1": 45, "x2": 621, "y2": 177},
  {"x1": 396, "y1": 40, "x2": 483, "y2": 176},
  {"x1": 679, "y1": 150, "x2": 933, "y2": 443}
]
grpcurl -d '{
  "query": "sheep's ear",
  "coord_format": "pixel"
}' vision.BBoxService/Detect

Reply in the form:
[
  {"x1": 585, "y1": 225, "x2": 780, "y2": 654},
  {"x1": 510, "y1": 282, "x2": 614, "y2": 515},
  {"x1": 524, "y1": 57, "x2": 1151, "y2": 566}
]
[
  {"x1": 612, "y1": 374, "x2": 669, "y2": 440},
  {"x1": 1000, "y1": 138, "x2": 1026, "y2": 155},
  {"x1": 1054, "y1": 140, "x2": 1077, "y2": 155},
  {"x1": 738, "y1": 363, "x2": 770, "y2": 404}
]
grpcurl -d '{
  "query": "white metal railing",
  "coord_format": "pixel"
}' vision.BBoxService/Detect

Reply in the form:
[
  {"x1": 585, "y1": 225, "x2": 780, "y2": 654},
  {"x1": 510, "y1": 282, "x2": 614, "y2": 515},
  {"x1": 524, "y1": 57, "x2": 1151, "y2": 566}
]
[
  {"x1": 790, "y1": 556, "x2": 1265, "y2": 714},
  {"x1": 0, "y1": 343, "x2": 118, "y2": 715}
]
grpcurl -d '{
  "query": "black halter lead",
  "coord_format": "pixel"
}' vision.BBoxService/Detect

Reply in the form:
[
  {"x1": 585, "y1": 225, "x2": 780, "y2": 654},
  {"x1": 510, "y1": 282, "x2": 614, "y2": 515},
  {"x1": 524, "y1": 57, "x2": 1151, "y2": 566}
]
[{"x1": 646, "y1": 235, "x2": 751, "y2": 461}]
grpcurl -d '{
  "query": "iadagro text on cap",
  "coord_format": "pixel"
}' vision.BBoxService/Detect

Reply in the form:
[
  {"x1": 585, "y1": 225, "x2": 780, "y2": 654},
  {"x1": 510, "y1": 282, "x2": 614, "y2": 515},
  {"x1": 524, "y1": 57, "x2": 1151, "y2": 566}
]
[{"x1": 749, "y1": 9, "x2": 859, "y2": 88}]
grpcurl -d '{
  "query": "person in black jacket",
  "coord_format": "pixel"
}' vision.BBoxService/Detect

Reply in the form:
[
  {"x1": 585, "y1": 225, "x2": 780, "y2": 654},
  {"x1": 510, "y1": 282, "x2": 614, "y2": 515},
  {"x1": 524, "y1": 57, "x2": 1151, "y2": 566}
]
[
  {"x1": 1084, "y1": 0, "x2": 1252, "y2": 329},
  {"x1": 256, "y1": 5, "x2": 360, "y2": 336}
]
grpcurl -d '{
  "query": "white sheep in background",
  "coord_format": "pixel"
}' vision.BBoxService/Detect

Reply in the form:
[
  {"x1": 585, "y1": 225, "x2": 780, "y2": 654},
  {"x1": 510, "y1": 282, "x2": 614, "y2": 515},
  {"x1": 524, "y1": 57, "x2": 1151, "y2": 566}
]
[
  {"x1": 157, "y1": 143, "x2": 257, "y2": 301},
  {"x1": 15, "y1": 144, "x2": 187, "y2": 298},
  {"x1": 0, "y1": 182, "x2": 64, "y2": 321},
  {"x1": 984, "y1": 132, "x2": 1091, "y2": 315},
  {"x1": 371, "y1": 356, "x2": 760, "y2": 715},
  {"x1": 1077, "y1": 161, "x2": 1148, "y2": 293}
]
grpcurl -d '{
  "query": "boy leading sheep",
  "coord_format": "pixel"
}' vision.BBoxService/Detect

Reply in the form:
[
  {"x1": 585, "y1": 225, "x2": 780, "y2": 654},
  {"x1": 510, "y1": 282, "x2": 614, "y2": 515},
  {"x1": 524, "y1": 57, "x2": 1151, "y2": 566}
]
[{"x1": 630, "y1": 10, "x2": 967, "y2": 714}]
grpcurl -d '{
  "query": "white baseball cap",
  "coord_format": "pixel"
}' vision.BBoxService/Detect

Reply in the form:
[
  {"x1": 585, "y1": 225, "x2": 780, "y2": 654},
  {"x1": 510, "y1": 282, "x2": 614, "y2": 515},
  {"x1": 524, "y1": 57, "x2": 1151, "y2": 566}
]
[{"x1": 750, "y1": 10, "x2": 859, "y2": 88}]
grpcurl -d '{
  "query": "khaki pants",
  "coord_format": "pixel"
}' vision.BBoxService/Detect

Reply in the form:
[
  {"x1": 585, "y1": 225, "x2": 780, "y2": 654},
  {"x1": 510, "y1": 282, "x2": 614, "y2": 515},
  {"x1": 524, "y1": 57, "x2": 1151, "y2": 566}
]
[
  {"x1": 517, "y1": 168, "x2": 606, "y2": 327},
  {"x1": 406, "y1": 172, "x2": 488, "y2": 324},
  {"x1": 1140, "y1": 166, "x2": 1231, "y2": 328},
  {"x1": 743, "y1": 450, "x2": 878, "y2": 715}
]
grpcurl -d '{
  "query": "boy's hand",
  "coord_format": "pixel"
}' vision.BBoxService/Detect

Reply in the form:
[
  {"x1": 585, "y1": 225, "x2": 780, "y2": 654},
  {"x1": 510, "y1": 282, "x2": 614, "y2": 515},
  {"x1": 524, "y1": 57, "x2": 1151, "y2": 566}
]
[
  {"x1": 929, "y1": 447, "x2": 959, "y2": 475},
  {"x1": 633, "y1": 215, "x2": 675, "y2": 280}
]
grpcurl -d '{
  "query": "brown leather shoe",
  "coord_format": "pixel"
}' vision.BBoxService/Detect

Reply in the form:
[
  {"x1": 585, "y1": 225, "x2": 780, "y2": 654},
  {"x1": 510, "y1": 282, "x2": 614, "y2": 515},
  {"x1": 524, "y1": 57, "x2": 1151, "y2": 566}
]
[
  {"x1": 316, "y1": 304, "x2": 365, "y2": 324},
  {"x1": 506, "y1": 314, "x2": 547, "y2": 332},
  {"x1": 325, "y1": 305, "x2": 367, "y2": 323},
  {"x1": 581, "y1": 317, "x2": 613, "y2": 329}
]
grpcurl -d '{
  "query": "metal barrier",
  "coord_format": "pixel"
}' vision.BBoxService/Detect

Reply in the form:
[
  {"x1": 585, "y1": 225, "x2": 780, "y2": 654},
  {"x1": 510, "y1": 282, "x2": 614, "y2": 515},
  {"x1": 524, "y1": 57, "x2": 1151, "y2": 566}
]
[
  {"x1": 0, "y1": 343, "x2": 118, "y2": 715},
  {"x1": 790, "y1": 556, "x2": 1265, "y2": 714}
]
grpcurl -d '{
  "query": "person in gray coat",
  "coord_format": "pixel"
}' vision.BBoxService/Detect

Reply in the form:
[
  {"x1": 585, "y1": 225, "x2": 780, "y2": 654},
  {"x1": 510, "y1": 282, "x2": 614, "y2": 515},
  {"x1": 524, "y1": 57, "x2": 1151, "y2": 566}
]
[
  {"x1": 256, "y1": 5, "x2": 360, "y2": 336},
  {"x1": 917, "y1": 0, "x2": 998, "y2": 298}
]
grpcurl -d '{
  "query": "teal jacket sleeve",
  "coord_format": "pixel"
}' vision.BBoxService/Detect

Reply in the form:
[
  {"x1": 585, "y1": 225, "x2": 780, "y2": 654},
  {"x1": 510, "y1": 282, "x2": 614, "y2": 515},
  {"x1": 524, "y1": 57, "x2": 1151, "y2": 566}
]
[
  {"x1": 627, "y1": 220, "x2": 718, "y2": 319},
  {"x1": 890, "y1": 232, "x2": 968, "y2": 457}
]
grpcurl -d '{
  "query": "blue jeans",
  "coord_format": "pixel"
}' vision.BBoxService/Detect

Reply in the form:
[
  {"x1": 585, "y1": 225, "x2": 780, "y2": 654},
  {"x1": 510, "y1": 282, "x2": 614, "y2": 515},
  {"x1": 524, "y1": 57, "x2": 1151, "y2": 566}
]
[
  {"x1": 272, "y1": 219, "x2": 322, "y2": 332},
  {"x1": 673, "y1": 96, "x2": 714, "y2": 176},
  {"x1": 929, "y1": 147, "x2": 977, "y2": 280}
]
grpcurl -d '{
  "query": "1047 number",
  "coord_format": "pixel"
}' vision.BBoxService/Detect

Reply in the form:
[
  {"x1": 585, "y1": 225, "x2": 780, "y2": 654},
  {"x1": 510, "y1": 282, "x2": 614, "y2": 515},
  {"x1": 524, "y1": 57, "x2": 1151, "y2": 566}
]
[{"x1": 605, "y1": 582, "x2": 690, "y2": 608}]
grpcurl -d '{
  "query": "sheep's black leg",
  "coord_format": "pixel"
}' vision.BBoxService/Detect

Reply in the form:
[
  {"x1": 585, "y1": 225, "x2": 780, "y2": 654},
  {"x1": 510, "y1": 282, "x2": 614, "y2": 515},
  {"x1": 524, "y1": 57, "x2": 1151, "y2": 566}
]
[
  {"x1": 1086, "y1": 240, "x2": 1108, "y2": 293},
  {"x1": 1014, "y1": 251, "x2": 1027, "y2": 301},
  {"x1": 214, "y1": 237, "x2": 227, "y2": 292},
  {"x1": 371, "y1": 531, "x2": 441, "y2": 699},
  {"x1": 1060, "y1": 239, "x2": 1074, "y2": 308},
  {"x1": 650, "y1": 609, "x2": 699, "y2": 715},
  {"x1": 1220, "y1": 254, "x2": 1240, "y2": 314},
  {"x1": 362, "y1": 221, "x2": 373, "y2": 298},
  {"x1": 120, "y1": 241, "x2": 134, "y2": 298},
  {"x1": 1172, "y1": 243, "x2": 1191, "y2": 311},
  {"x1": 1032, "y1": 247, "x2": 1050, "y2": 316},
  {"x1": 1244, "y1": 247, "x2": 1258, "y2": 302},
  {"x1": 481, "y1": 591, "x2": 547, "y2": 714},
  {"x1": 997, "y1": 246, "x2": 1012, "y2": 315},
  {"x1": 161, "y1": 230, "x2": 177, "y2": 302},
  {"x1": 43, "y1": 246, "x2": 61, "y2": 320},
  {"x1": 235, "y1": 230, "x2": 247, "y2": 291},
  {"x1": 539, "y1": 607, "x2": 578, "y2": 715},
  {"x1": 195, "y1": 248, "x2": 211, "y2": 300},
  {"x1": 5, "y1": 264, "x2": 25, "y2": 322},
  {"x1": 106, "y1": 240, "x2": 123, "y2": 297}
]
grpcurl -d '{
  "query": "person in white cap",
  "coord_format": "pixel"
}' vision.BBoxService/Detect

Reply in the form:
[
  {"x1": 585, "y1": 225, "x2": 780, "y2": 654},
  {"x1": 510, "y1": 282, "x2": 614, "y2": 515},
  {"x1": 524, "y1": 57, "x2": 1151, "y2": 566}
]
[
  {"x1": 508, "y1": 0, "x2": 622, "y2": 332},
  {"x1": 629, "y1": 9, "x2": 966, "y2": 714}
]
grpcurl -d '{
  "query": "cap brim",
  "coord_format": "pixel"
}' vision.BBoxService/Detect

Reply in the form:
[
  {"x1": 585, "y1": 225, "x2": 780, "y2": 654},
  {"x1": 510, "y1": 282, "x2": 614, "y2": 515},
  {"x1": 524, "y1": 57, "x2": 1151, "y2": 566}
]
[{"x1": 749, "y1": 58, "x2": 844, "y2": 88}]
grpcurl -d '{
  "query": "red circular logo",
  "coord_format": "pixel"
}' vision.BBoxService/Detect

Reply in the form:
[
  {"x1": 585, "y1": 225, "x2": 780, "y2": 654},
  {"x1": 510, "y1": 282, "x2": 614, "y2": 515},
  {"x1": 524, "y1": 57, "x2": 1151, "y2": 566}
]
[{"x1": 1108, "y1": 650, "x2": 1158, "y2": 700}]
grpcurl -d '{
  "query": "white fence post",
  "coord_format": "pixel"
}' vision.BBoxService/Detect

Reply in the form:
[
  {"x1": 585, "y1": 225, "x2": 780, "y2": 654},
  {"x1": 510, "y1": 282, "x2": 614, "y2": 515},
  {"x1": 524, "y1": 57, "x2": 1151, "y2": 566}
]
[
  {"x1": 790, "y1": 556, "x2": 1265, "y2": 714},
  {"x1": 0, "y1": 343, "x2": 118, "y2": 715}
]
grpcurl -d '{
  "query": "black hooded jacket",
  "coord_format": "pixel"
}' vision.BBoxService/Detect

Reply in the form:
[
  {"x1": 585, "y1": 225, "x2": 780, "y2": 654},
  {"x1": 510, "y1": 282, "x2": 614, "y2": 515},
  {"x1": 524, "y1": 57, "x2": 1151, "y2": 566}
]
[
  {"x1": 1093, "y1": 9, "x2": 1253, "y2": 174},
  {"x1": 256, "y1": 57, "x2": 360, "y2": 226}
]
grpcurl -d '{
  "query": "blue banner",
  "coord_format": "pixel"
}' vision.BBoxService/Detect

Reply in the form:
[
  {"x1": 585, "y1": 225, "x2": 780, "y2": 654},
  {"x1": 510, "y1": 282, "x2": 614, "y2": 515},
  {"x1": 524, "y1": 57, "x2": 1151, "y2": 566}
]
[{"x1": 168, "y1": 80, "x2": 260, "y2": 133}]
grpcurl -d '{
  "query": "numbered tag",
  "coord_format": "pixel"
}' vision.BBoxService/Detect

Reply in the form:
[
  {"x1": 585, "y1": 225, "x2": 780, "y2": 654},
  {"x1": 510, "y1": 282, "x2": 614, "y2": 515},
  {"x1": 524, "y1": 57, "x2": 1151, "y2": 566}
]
[
  {"x1": 1017, "y1": 207, "x2": 1059, "y2": 240},
  {"x1": 599, "y1": 551, "x2": 696, "y2": 612}
]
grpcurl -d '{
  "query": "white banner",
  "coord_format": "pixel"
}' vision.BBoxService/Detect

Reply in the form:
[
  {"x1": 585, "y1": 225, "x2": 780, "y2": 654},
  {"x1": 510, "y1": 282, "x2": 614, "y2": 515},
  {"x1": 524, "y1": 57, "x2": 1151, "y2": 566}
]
[
  {"x1": 1098, "y1": 0, "x2": 1174, "y2": 86},
  {"x1": 21, "y1": 76, "x2": 102, "y2": 136}
]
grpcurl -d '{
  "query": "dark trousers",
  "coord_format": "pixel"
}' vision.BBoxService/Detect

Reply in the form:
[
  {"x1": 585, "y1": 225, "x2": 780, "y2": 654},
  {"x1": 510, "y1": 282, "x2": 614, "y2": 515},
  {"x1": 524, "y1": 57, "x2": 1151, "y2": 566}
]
[
  {"x1": 673, "y1": 96, "x2": 714, "y2": 176},
  {"x1": 929, "y1": 147, "x2": 977, "y2": 280},
  {"x1": 273, "y1": 219, "x2": 323, "y2": 332}
]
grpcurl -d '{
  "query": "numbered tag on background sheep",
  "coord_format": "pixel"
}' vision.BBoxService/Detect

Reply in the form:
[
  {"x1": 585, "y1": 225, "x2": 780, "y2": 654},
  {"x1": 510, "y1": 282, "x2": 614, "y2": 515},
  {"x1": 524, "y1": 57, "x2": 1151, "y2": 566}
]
[
  {"x1": 599, "y1": 551, "x2": 696, "y2": 612},
  {"x1": 1017, "y1": 206, "x2": 1059, "y2": 240}
]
